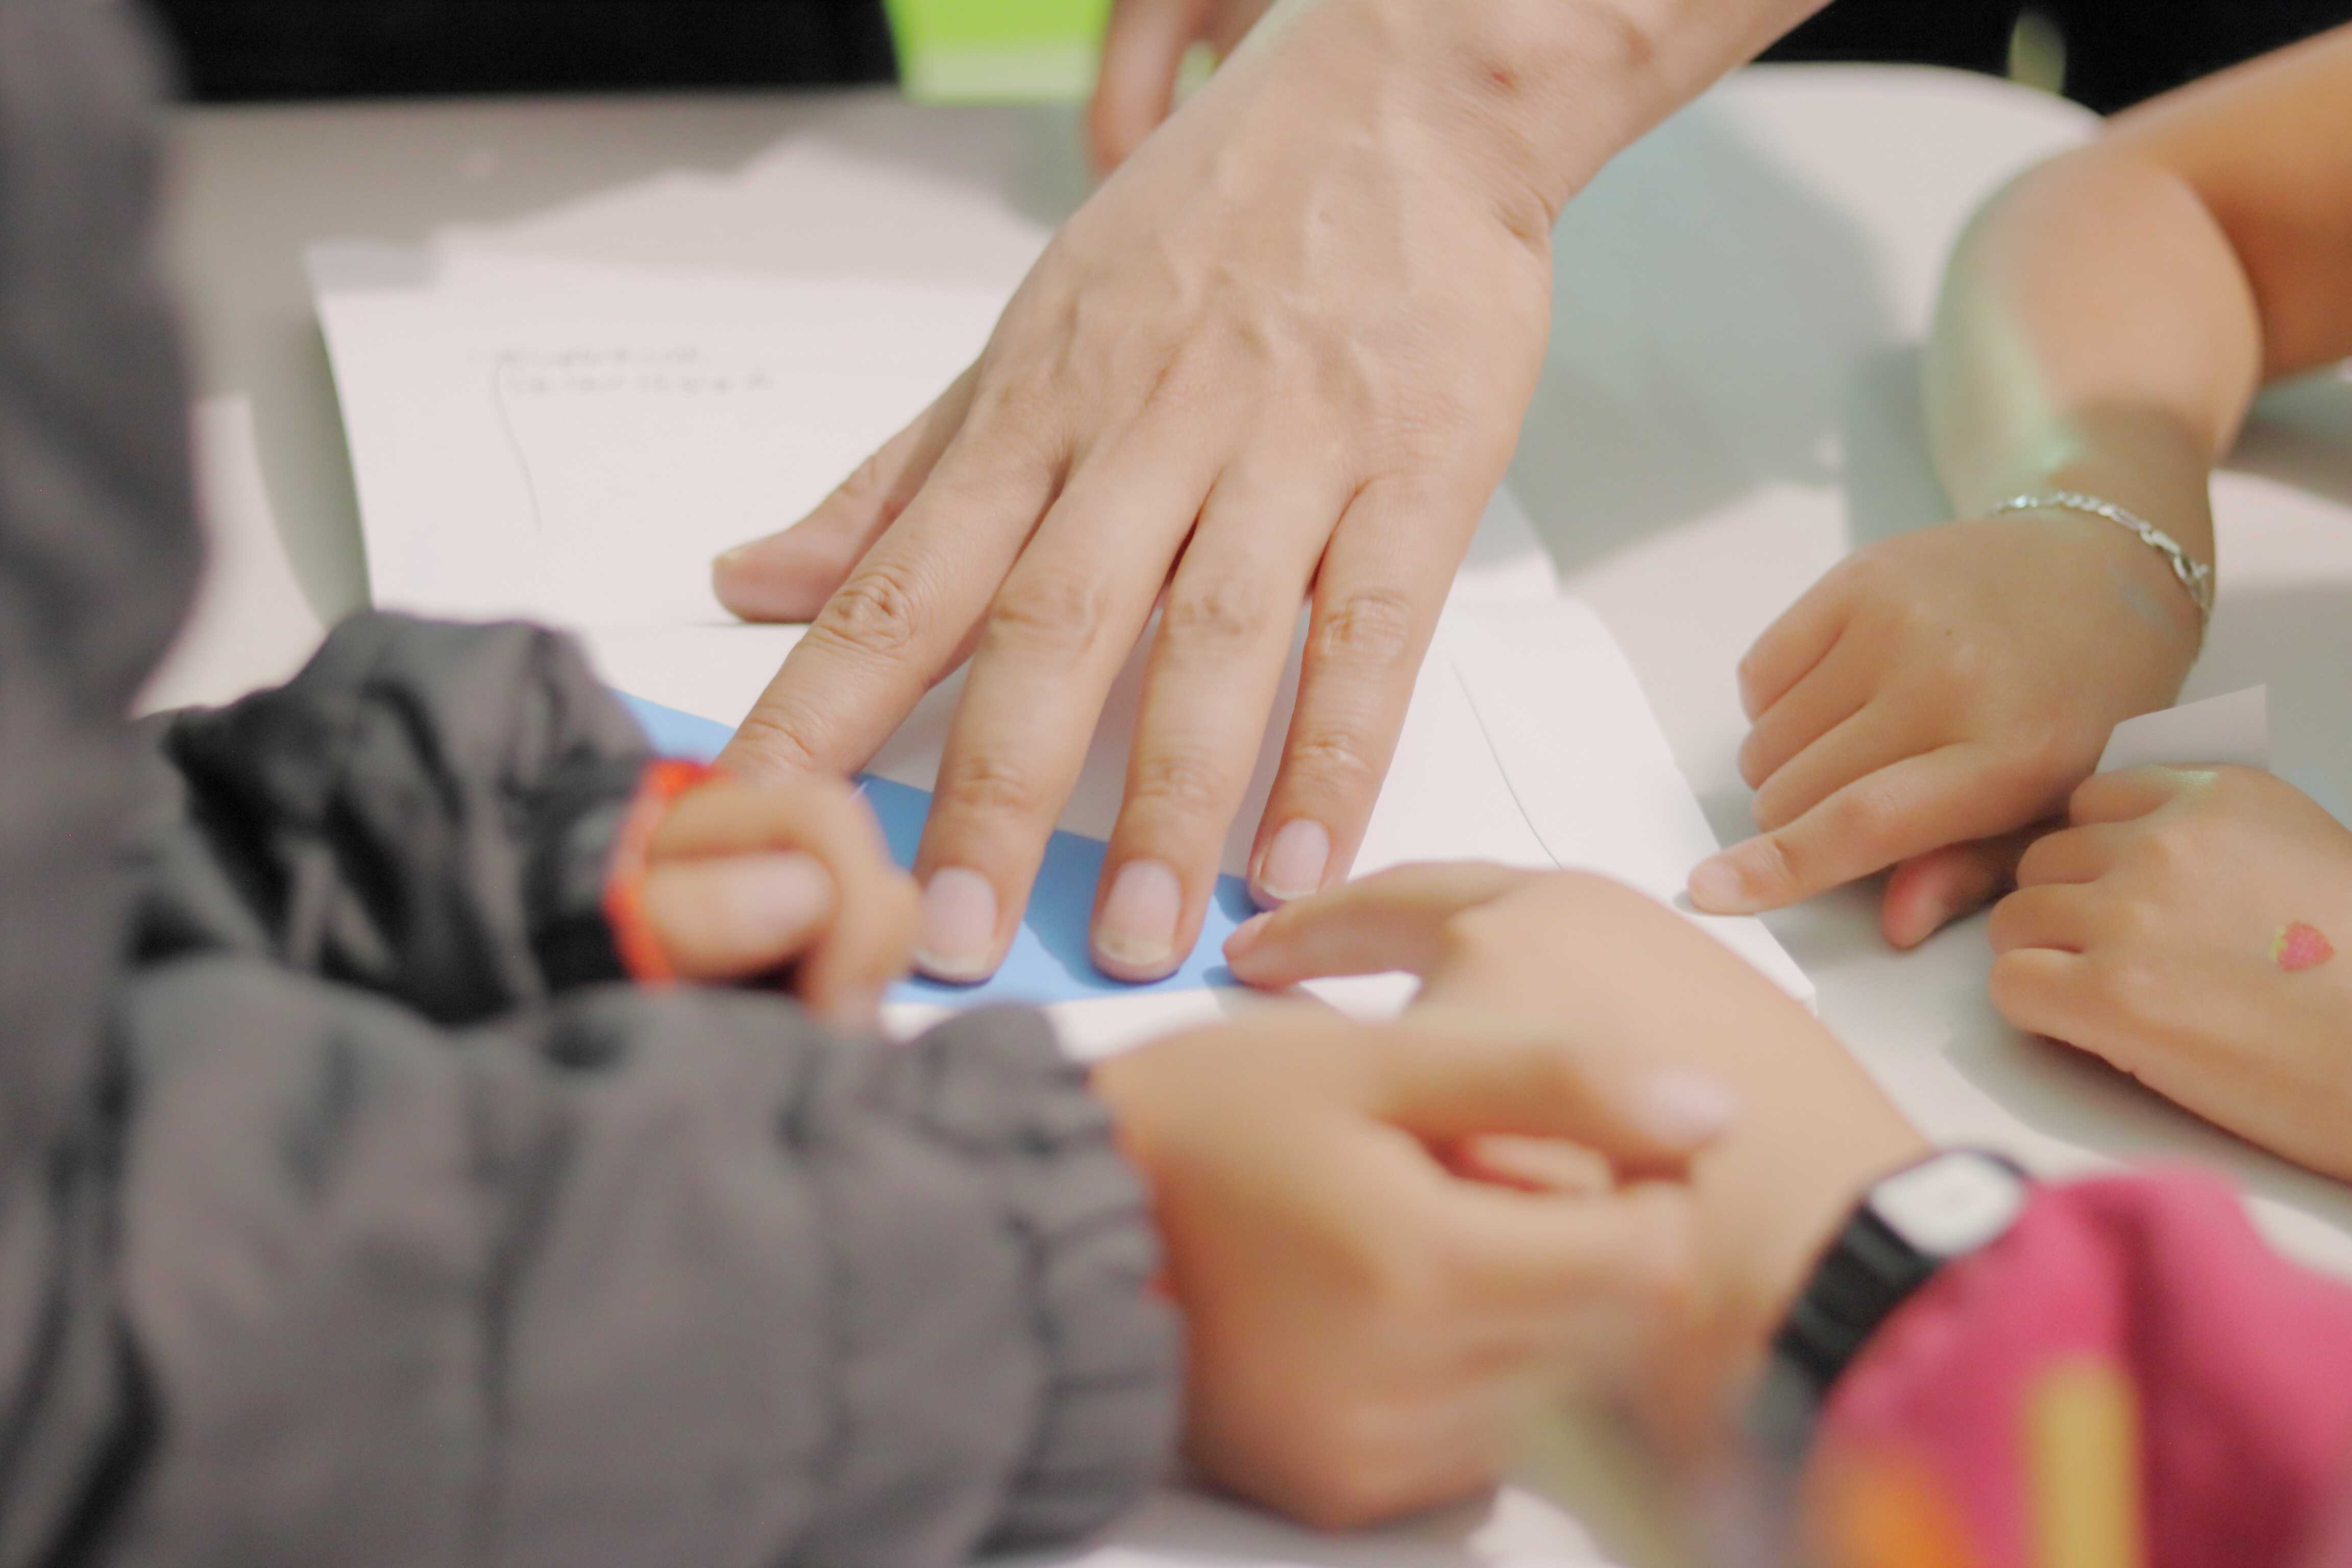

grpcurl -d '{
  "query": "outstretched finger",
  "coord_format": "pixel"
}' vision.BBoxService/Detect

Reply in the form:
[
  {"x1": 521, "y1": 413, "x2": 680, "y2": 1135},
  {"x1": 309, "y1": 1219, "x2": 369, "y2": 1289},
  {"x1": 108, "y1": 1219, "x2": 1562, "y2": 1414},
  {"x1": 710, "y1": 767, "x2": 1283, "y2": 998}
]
[
  {"x1": 910, "y1": 431, "x2": 1217, "y2": 982},
  {"x1": 1689, "y1": 743, "x2": 2033, "y2": 915},
  {"x1": 1222, "y1": 861, "x2": 1536, "y2": 989},
  {"x1": 1092, "y1": 462, "x2": 1337, "y2": 979},
  {"x1": 719, "y1": 416, "x2": 1057, "y2": 785},
  {"x1": 1247, "y1": 476, "x2": 1478, "y2": 909},
  {"x1": 714, "y1": 365, "x2": 978, "y2": 623}
]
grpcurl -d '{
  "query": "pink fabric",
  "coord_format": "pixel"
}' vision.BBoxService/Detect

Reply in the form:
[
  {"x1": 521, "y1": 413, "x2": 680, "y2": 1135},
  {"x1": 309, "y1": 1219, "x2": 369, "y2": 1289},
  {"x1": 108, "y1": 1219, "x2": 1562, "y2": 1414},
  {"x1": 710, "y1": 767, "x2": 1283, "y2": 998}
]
[{"x1": 1818, "y1": 1170, "x2": 2352, "y2": 1568}]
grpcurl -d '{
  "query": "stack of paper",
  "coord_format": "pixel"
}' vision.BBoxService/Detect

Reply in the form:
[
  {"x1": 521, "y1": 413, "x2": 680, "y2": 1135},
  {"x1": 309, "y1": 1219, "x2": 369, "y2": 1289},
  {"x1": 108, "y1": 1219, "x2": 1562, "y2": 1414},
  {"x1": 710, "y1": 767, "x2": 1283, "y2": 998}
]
[{"x1": 309, "y1": 247, "x2": 1812, "y2": 1038}]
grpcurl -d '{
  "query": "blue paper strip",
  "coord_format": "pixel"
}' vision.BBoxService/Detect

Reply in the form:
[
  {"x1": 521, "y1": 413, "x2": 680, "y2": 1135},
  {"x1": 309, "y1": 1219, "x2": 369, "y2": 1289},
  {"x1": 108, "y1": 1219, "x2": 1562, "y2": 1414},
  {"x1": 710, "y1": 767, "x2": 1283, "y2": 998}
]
[{"x1": 618, "y1": 693, "x2": 1248, "y2": 1004}]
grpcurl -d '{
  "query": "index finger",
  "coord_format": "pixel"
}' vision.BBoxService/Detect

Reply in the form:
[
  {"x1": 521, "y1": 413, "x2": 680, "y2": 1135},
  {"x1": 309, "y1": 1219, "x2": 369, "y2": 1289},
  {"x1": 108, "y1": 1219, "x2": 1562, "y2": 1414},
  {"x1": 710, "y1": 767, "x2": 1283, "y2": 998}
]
[
  {"x1": 1222, "y1": 861, "x2": 1536, "y2": 988},
  {"x1": 718, "y1": 422, "x2": 1058, "y2": 783},
  {"x1": 1689, "y1": 743, "x2": 2037, "y2": 915}
]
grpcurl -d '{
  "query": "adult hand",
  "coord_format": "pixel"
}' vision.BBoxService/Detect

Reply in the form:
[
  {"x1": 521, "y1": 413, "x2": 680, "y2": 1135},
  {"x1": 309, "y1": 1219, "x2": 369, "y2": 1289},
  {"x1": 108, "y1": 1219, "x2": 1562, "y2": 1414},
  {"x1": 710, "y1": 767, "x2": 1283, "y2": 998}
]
[
  {"x1": 1091, "y1": 1007, "x2": 1713, "y2": 1526},
  {"x1": 1991, "y1": 765, "x2": 2352, "y2": 1181},
  {"x1": 1224, "y1": 864, "x2": 1927, "y2": 1433},
  {"x1": 711, "y1": 0, "x2": 1561, "y2": 986},
  {"x1": 1087, "y1": 0, "x2": 1276, "y2": 175},
  {"x1": 1689, "y1": 511, "x2": 2201, "y2": 947}
]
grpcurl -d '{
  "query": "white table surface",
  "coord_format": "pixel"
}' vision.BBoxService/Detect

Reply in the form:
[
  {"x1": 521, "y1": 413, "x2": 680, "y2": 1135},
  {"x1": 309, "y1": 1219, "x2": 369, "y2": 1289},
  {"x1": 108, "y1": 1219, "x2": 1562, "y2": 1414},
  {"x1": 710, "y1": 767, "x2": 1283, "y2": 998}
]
[{"x1": 155, "y1": 65, "x2": 2352, "y2": 1565}]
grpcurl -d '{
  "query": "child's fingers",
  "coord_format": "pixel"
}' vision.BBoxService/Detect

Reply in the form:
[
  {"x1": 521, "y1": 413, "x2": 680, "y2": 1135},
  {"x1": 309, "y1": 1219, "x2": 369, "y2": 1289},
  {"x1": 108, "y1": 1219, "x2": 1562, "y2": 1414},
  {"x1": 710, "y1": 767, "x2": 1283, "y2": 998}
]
[
  {"x1": 2015, "y1": 823, "x2": 2126, "y2": 887},
  {"x1": 2066, "y1": 764, "x2": 2202, "y2": 826},
  {"x1": 1363, "y1": 1012, "x2": 1736, "y2": 1172},
  {"x1": 1986, "y1": 883, "x2": 2098, "y2": 954},
  {"x1": 1736, "y1": 640, "x2": 1873, "y2": 790},
  {"x1": 1987, "y1": 946, "x2": 2091, "y2": 1042},
  {"x1": 644, "y1": 852, "x2": 835, "y2": 981},
  {"x1": 1442, "y1": 1134, "x2": 1613, "y2": 1196},
  {"x1": 1689, "y1": 743, "x2": 2019, "y2": 915},
  {"x1": 1737, "y1": 578, "x2": 1851, "y2": 721},
  {"x1": 1878, "y1": 827, "x2": 2041, "y2": 949},
  {"x1": 1221, "y1": 861, "x2": 1534, "y2": 989},
  {"x1": 650, "y1": 776, "x2": 920, "y2": 1024},
  {"x1": 1435, "y1": 1179, "x2": 1692, "y2": 1332},
  {"x1": 1750, "y1": 700, "x2": 1931, "y2": 834}
]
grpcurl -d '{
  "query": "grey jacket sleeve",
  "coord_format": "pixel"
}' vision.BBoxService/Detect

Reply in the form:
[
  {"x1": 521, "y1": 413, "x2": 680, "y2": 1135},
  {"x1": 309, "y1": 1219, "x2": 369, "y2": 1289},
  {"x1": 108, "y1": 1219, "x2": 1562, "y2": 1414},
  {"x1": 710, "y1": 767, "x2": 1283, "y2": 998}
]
[
  {"x1": 137, "y1": 610, "x2": 664, "y2": 1023},
  {"x1": 100, "y1": 974, "x2": 1177, "y2": 1567},
  {"x1": 0, "y1": 2, "x2": 1181, "y2": 1561}
]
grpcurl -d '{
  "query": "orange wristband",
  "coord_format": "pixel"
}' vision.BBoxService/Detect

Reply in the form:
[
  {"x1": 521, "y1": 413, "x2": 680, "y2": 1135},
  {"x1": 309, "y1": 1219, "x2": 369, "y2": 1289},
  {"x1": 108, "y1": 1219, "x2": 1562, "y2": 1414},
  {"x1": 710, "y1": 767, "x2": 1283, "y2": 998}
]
[{"x1": 602, "y1": 758, "x2": 719, "y2": 986}]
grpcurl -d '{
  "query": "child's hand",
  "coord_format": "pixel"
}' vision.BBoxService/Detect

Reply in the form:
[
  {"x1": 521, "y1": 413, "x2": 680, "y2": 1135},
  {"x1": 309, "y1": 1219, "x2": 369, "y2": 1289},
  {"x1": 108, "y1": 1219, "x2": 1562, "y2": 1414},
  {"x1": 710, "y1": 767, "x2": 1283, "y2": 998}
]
[
  {"x1": 1223, "y1": 864, "x2": 1927, "y2": 1439},
  {"x1": 1990, "y1": 766, "x2": 2352, "y2": 1181},
  {"x1": 1689, "y1": 513, "x2": 2201, "y2": 947},
  {"x1": 1091, "y1": 1007, "x2": 1713, "y2": 1528},
  {"x1": 639, "y1": 776, "x2": 919, "y2": 1024}
]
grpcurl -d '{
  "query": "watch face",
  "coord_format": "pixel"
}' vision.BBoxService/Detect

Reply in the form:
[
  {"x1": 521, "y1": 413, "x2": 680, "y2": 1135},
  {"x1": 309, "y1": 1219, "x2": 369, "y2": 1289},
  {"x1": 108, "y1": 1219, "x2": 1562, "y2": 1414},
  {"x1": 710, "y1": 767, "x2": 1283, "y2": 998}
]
[{"x1": 1869, "y1": 1151, "x2": 2028, "y2": 1259}]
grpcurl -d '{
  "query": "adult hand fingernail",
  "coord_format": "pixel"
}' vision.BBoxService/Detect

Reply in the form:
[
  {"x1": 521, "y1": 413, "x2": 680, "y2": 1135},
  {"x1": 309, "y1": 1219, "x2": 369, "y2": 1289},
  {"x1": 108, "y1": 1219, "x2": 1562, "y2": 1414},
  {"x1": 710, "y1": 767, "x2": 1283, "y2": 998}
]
[
  {"x1": 916, "y1": 867, "x2": 999, "y2": 983},
  {"x1": 1095, "y1": 860, "x2": 1182, "y2": 978},
  {"x1": 1687, "y1": 850, "x2": 1759, "y2": 913},
  {"x1": 1256, "y1": 819, "x2": 1330, "y2": 904},
  {"x1": 1635, "y1": 1069, "x2": 1738, "y2": 1147}
]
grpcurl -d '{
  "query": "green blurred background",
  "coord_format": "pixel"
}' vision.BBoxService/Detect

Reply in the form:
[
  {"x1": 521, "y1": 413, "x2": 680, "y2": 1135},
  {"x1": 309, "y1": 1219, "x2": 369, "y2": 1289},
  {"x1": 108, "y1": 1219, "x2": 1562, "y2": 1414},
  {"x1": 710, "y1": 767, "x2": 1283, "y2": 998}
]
[{"x1": 886, "y1": 0, "x2": 1114, "y2": 101}]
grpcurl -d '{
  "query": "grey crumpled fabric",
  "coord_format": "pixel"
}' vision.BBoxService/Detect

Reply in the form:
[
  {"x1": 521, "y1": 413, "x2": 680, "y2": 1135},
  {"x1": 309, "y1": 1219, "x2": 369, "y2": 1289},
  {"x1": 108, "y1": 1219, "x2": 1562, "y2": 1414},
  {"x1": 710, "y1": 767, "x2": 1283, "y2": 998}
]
[{"x1": 0, "y1": 3, "x2": 1179, "y2": 1562}]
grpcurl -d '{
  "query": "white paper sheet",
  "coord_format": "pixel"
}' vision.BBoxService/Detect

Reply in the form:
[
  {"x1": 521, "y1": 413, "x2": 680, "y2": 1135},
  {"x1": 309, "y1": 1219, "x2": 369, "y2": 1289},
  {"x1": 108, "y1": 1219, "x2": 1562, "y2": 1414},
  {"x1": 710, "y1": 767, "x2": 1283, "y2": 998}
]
[
  {"x1": 309, "y1": 246, "x2": 1811, "y2": 1023},
  {"x1": 2099, "y1": 685, "x2": 2270, "y2": 774}
]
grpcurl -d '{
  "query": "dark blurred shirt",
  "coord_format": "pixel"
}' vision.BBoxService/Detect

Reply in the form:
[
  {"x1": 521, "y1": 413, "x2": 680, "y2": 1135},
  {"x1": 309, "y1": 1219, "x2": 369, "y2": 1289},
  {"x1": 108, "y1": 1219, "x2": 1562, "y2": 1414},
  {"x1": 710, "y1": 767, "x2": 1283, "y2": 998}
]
[{"x1": 149, "y1": 0, "x2": 895, "y2": 100}]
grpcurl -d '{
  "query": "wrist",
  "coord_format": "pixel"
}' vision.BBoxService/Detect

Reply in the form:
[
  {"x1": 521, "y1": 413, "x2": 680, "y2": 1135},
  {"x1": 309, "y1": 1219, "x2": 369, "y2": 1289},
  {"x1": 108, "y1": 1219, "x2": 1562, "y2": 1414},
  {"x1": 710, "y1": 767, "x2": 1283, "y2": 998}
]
[{"x1": 1250, "y1": 0, "x2": 1706, "y2": 237}]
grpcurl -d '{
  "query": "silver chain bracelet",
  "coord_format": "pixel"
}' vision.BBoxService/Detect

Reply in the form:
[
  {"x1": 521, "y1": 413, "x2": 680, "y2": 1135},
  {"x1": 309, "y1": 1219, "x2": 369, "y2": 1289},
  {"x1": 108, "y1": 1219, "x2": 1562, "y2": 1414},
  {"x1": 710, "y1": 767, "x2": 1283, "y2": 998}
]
[{"x1": 1989, "y1": 490, "x2": 2214, "y2": 621}]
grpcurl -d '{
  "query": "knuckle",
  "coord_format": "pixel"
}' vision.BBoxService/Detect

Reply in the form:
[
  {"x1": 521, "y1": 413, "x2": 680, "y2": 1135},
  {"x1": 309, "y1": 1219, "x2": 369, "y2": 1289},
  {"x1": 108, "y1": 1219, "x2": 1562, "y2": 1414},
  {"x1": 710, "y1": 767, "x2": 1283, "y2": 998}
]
[
  {"x1": 1741, "y1": 828, "x2": 1808, "y2": 901},
  {"x1": 986, "y1": 571, "x2": 1115, "y2": 660},
  {"x1": 1163, "y1": 572, "x2": 1277, "y2": 654},
  {"x1": 1284, "y1": 726, "x2": 1383, "y2": 797},
  {"x1": 1313, "y1": 587, "x2": 1418, "y2": 669},
  {"x1": 937, "y1": 748, "x2": 1046, "y2": 822},
  {"x1": 811, "y1": 562, "x2": 929, "y2": 660},
  {"x1": 724, "y1": 705, "x2": 826, "y2": 777},
  {"x1": 1129, "y1": 745, "x2": 1232, "y2": 819},
  {"x1": 2087, "y1": 952, "x2": 2161, "y2": 1026}
]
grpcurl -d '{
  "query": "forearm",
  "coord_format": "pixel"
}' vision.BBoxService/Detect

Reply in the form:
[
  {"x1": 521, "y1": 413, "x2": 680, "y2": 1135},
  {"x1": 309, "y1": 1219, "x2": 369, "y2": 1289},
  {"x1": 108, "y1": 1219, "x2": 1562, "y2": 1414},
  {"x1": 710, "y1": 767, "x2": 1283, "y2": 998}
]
[
  {"x1": 1924, "y1": 149, "x2": 2258, "y2": 560},
  {"x1": 1927, "y1": 23, "x2": 2352, "y2": 550}
]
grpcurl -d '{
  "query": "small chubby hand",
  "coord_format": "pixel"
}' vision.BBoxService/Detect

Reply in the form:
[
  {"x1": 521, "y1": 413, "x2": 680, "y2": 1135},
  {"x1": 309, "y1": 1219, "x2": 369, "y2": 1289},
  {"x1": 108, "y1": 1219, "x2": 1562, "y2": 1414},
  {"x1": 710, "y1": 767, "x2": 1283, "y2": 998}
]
[
  {"x1": 1689, "y1": 511, "x2": 2201, "y2": 947},
  {"x1": 1990, "y1": 764, "x2": 2352, "y2": 1180},
  {"x1": 1092, "y1": 1003, "x2": 1713, "y2": 1527},
  {"x1": 639, "y1": 774, "x2": 919, "y2": 1025}
]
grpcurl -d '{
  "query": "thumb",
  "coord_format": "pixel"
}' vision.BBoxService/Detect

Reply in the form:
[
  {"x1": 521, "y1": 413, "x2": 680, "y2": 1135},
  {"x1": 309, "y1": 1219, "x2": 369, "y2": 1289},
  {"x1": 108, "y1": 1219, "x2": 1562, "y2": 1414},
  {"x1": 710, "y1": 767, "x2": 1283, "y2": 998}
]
[
  {"x1": 1088, "y1": 0, "x2": 1211, "y2": 175},
  {"x1": 713, "y1": 366, "x2": 974, "y2": 623}
]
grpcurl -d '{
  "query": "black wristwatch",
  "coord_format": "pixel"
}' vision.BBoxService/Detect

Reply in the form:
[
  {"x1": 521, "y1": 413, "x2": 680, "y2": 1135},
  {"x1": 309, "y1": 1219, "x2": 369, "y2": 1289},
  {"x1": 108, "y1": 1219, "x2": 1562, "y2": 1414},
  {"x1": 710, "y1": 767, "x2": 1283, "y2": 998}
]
[{"x1": 1748, "y1": 1148, "x2": 2032, "y2": 1455}]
